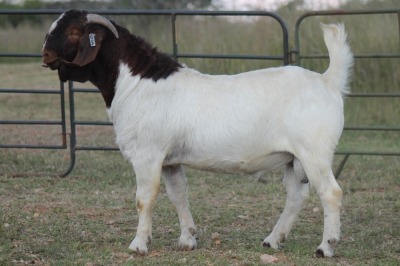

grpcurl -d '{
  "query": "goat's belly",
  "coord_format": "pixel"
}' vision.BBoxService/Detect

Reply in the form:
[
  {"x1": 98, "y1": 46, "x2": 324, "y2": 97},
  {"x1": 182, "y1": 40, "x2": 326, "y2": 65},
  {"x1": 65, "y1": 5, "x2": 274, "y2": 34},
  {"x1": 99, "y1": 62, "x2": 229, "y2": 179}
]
[{"x1": 166, "y1": 152, "x2": 294, "y2": 175}]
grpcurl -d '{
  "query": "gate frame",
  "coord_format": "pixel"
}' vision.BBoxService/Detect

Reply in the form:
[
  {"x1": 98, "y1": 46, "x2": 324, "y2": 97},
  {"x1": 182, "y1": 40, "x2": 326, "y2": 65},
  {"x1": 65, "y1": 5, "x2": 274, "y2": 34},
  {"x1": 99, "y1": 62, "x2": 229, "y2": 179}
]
[
  {"x1": 0, "y1": 9, "x2": 289, "y2": 177},
  {"x1": 1, "y1": 9, "x2": 399, "y2": 177}
]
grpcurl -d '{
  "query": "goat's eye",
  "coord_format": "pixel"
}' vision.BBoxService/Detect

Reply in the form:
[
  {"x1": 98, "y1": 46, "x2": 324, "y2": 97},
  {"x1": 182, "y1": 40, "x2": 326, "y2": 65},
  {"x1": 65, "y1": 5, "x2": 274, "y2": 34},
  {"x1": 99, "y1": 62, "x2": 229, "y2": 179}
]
[{"x1": 67, "y1": 30, "x2": 81, "y2": 41}]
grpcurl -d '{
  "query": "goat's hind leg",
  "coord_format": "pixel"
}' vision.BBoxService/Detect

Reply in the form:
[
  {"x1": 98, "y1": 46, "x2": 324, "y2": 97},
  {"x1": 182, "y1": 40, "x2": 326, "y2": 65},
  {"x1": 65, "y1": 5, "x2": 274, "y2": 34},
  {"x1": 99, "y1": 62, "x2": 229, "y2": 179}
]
[
  {"x1": 162, "y1": 165, "x2": 197, "y2": 251},
  {"x1": 304, "y1": 162, "x2": 342, "y2": 257},
  {"x1": 297, "y1": 153, "x2": 342, "y2": 257},
  {"x1": 263, "y1": 159, "x2": 309, "y2": 249}
]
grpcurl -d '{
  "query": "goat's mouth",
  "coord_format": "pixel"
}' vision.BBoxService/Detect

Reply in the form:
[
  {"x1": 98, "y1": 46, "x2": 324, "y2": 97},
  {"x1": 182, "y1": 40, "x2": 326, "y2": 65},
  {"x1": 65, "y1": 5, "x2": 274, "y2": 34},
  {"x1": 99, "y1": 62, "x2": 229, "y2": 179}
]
[
  {"x1": 42, "y1": 58, "x2": 81, "y2": 70},
  {"x1": 42, "y1": 59, "x2": 61, "y2": 70},
  {"x1": 42, "y1": 48, "x2": 61, "y2": 70}
]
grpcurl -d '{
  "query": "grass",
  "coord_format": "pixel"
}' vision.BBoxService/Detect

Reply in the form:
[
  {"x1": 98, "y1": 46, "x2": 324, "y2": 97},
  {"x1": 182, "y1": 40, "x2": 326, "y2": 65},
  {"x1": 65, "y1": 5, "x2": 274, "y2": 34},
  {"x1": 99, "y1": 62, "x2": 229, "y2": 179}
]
[
  {"x1": 1, "y1": 5, "x2": 400, "y2": 265},
  {"x1": 1, "y1": 154, "x2": 400, "y2": 265}
]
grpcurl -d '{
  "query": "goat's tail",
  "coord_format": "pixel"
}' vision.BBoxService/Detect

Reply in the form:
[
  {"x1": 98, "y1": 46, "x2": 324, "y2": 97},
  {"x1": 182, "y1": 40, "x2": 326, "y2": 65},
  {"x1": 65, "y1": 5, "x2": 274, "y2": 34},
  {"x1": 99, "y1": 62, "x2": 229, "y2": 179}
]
[{"x1": 321, "y1": 23, "x2": 353, "y2": 96}]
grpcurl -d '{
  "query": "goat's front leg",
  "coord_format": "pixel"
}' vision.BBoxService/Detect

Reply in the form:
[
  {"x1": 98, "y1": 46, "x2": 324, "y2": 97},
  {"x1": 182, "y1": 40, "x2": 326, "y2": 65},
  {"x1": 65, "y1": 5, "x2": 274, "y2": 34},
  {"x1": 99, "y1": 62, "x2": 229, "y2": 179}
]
[
  {"x1": 162, "y1": 165, "x2": 197, "y2": 251},
  {"x1": 263, "y1": 161, "x2": 309, "y2": 249},
  {"x1": 129, "y1": 161, "x2": 162, "y2": 255}
]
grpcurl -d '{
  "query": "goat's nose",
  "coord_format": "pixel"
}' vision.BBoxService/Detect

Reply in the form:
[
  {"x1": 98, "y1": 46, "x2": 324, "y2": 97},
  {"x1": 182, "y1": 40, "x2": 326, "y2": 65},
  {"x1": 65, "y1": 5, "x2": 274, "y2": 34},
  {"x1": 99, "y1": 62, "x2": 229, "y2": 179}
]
[
  {"x1": 42, "y1": 49, "x2": 57, "y2": 64},
  {"x1": 42, "y1": 48, "x2": 51, "y2": 58}
]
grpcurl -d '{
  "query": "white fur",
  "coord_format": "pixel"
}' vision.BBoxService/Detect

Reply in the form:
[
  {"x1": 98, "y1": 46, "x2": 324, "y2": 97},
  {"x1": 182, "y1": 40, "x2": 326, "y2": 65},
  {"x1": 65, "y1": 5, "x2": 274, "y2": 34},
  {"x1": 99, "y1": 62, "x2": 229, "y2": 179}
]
[{"x1": 106, "y1": 24, "x2": 353, "y2": 257}]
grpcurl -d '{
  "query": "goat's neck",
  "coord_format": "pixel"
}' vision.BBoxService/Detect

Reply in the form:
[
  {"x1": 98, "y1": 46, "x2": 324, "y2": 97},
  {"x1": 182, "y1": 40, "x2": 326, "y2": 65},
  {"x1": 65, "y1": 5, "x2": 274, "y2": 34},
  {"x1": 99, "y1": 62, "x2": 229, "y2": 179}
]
[
  {"x1": 90, "y1": 59, "x2": 119, "y2": 108},
  {"x1": 90, "y1": 32, "x2": 181, "y2": 108}
]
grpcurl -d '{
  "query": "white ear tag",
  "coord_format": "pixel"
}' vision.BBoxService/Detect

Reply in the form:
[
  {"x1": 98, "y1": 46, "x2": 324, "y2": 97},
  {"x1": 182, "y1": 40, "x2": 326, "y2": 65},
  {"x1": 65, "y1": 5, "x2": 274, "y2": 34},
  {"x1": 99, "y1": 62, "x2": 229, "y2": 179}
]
[{"x1": 89, "y1": 33, "x2": 96, "y2": 47}]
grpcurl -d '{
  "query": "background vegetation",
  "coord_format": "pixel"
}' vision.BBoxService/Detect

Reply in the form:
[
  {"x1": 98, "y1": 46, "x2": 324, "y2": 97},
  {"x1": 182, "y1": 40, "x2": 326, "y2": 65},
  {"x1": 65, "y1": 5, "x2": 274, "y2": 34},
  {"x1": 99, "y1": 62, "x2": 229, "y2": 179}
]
[{"x1": 0, "y1": 0, "x2": 399, "y2": 265}]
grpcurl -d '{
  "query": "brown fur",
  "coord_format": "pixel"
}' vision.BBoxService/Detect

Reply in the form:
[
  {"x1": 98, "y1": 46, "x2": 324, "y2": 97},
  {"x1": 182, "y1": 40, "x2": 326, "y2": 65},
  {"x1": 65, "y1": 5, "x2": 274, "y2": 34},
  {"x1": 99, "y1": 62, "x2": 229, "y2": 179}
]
[{"x1": 42, "y1": 9, "x2": 182, "y2": 107}]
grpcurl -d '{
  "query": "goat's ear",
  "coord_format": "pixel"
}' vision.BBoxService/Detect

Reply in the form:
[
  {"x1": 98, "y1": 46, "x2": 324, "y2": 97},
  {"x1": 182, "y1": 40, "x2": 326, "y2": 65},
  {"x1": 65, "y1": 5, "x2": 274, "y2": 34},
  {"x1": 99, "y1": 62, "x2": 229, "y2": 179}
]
[{"x1": 69, "y1": 27, "x2": 106, "y2": 67}]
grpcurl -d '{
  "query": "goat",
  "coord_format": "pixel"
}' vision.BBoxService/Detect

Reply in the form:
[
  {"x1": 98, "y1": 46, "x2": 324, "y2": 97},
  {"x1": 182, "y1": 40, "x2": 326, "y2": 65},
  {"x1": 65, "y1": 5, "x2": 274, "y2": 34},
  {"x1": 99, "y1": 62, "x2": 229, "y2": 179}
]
[{"x1": 42, "y1": 9, "x2": 353, "y2": 257}]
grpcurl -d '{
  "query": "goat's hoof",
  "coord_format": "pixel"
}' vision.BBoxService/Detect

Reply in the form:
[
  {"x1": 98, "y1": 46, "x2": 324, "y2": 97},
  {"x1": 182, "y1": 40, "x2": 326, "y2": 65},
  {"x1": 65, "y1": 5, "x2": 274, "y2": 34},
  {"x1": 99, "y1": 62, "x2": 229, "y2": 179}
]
[
  {"x1": 315, "y1": 249, "x2": 325, "y2": 258},
  {"x1": 262, "y1": 241, "x2": 279, "y2": 249},
  {"x1": 129, "y1": 245, "x2": 148, "y2": 256},
  {"x1": 262, "y1": 236, "x2": 279, "y2": 249},
  {"x1": 315, "y1": 244, "x2": 334, "y2": 258},
  {"x1": 262, "y1": 242, "x2": 271, "y2": 248},
  {"x1": 129, "y1": 236, "x2": 150, "y2": 255},
  {"x1": 179, "y1": 235, "x2": 197, "y2": 251}
]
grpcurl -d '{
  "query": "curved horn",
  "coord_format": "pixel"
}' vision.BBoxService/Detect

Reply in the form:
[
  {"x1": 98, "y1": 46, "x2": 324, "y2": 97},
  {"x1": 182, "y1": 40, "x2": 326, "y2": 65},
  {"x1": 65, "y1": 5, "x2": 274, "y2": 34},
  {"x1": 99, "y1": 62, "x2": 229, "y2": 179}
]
[{"x1": 86, "y1": 13, "x2": 119, "y2": 39}]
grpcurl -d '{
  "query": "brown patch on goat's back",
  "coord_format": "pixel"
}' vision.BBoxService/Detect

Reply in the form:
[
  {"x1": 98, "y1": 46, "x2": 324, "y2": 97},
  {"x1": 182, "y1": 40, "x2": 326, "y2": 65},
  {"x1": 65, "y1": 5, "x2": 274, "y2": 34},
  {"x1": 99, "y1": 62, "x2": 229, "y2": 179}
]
[{"x1": 122, "y1": 34, "x2": 182, "y2": 82}]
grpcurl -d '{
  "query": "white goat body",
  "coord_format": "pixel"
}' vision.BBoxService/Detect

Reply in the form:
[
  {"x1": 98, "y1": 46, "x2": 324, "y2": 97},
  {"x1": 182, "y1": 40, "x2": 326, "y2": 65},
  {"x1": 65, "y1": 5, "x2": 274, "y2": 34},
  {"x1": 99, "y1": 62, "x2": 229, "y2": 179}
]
[
  {"x1": 111, "y1": 65, "x2": 336, "y2": 172},
  {"x1": 42, "y1": 11, "x2": 353, "y2": 257},
  {"x1": 110, "y1": 24, "x2": 350, "y2": 175},
  {"x1": 109, "y1": 23, "x2": 352, "y2": 257}
]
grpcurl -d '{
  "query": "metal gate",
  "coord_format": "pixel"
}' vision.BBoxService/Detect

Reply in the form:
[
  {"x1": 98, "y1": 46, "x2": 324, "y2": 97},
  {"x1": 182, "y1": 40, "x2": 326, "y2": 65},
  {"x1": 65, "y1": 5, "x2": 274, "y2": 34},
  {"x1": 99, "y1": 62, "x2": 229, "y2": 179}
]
[
  {"x1": 0, "y1": 9, "x2": 399, "y2": 177},
  {"x1": 0, "y1": 10, "x2": 288, "y2": 177}
]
